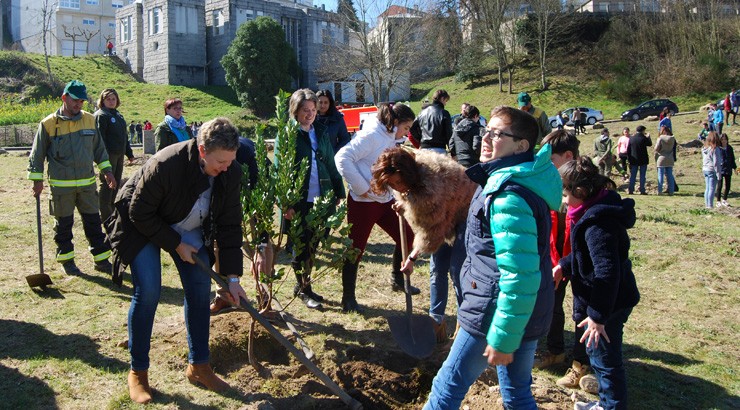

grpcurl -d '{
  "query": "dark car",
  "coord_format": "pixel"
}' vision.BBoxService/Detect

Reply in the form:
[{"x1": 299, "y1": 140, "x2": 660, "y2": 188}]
[{"x1": 621, "y1": 99, "x2": 679, "y2": 121}]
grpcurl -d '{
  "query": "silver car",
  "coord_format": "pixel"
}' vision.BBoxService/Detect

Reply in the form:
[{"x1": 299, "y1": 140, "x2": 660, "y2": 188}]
[{"x1": 549, "y1": 107, "x2": 604, "y2": 128}]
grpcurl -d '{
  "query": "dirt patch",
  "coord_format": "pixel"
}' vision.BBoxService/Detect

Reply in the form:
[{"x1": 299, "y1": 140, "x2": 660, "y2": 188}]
[{"x1": 200, "y1": 312, "x2": 580, "y2": 409}]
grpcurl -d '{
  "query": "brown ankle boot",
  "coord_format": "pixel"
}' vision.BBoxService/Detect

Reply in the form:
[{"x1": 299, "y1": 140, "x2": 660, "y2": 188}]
[
  {"x1": 128, "y1": 369, "x2": 152, "y2": 404},
  {"x1": 185, "y1": 363, "x2": 230, "y2": 392}
]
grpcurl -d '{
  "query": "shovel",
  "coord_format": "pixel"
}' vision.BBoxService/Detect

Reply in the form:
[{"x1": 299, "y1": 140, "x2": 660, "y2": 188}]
[
  {"x1": 26, "y1": 195, "x2": 53, "y2": 289},
  {"x1": 192, "y1": 255, "x2": 362, "y2": 410},
  {"x1": 387, "y1": 214, "x2": 435, "y2": 360}
]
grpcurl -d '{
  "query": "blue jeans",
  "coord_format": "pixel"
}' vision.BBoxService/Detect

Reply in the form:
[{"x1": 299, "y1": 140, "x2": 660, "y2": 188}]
[
  {"x1": 128, "y1": 242, "x2": 212, "y2": 370},
  {"x1": 704, "y1": 171, "x2": 718, "y2": 208},
  {"x1": 628, "y1": 164, "x2": 647, "y2": 194},
  {"x1": 656, "y1": 167, "x2": 674, "y2": 194},
  {"x1": 423, "y1": 327, "x2": 539, "y2": 410},
  {"x1": 429, "y1": 222, "x2": 466, "y2": 323},
  {"x1": 586, "y1": 308, "x2": 632, "y2": 410}
]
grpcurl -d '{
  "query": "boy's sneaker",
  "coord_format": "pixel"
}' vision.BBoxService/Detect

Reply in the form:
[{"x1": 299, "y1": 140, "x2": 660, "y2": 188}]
[
  {"x1": 579, "y1": 373, "x2": 599, "y2": 394},
  {"x1": 534, "y1": 351, "x2": 566, "y2": 369},
  {"x1": 557, "y1": 360, "x2": 591, "y2": 388},
  {"x1": 722, "y1": 199, "x2": 730, "y2": 207},
  {"x1": 574, "y1": 401, "x2": 603, "y2": 410}
]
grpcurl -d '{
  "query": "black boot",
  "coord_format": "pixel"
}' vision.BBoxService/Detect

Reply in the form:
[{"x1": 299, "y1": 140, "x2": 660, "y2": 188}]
[
  {"x1": 341, "y1": 262, "x2": 363, "y2": 313},
  {"x1": 390, "y1": 247, "x2": 420, "y2": 295},
  {"x1": 294, "y1": 273, "x2": 321, "y2": 309}
]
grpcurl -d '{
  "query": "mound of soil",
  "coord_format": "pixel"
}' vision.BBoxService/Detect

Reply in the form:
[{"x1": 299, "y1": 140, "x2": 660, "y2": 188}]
[{"x1": 207, "y1": 313, "x2": 577, "y2": 409}]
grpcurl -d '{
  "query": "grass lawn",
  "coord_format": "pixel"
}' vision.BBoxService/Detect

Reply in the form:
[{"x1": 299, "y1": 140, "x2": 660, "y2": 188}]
[{"x1": 0, "y1": 110, "x2": 738, "y2": 408}]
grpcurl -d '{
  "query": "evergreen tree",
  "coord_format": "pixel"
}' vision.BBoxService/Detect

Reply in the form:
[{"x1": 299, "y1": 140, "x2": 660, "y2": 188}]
[
  {"x1": 338, "y1": 0, "x2": 360, "y2": 31},
  {"x1": 221, "y1": 17, "x2": 299, "y2": 117}
]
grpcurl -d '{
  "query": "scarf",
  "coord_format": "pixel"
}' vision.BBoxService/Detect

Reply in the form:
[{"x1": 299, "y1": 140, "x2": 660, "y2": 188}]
[
  {"x1": 165, "y1": 114, "x2": 189, "y2": 142},
  {"x1": 567, "y1": 188, "x2": 609, "y2": 225}
]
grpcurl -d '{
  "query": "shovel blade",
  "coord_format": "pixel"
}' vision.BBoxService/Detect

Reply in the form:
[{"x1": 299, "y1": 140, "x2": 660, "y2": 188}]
[
  {"x1": 26, "y1": 274, "x2": 53, "y2": 289},
  {"x1": 388, "y1": 314, "x2": 436, "y2": 359}
]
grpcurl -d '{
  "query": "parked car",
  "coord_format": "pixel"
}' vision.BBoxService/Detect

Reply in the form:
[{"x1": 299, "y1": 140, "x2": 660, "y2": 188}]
[
  {"x1": 621, "y1": 99, "x2": 679, "y2": 121},
  {"x1": 548, "y1": 107, "x2": 604, "y2": 128}
]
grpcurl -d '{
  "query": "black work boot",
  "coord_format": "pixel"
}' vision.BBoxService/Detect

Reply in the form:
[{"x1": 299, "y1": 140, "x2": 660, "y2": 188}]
[
  {"x1": 61, "y1": 259, "x2": 81, "y2": 275},
  {"x1": 294, "y1": 273, "x2": 321, "y2": 309},
  {"x1": 390, "y1": 247, "x2": 420, "y2": 295},
  {"x1": 341, "y1": 262, "x2": 363, "y2": 313}
]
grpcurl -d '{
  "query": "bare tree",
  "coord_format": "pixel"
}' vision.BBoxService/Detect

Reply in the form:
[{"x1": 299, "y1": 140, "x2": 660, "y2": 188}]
[
  {"x1": 62, "y1": 25, "x2": 83, "y2": 57},
  {"x1": 39, "y1": 0, "x2": 57, "y2": 84},
  {"x1": 527, "y1": 0, "x2": 571, "y2": 90},
  {"x1": 81, "y1": 28, "x2": 100, "y2": 55},
  {"x1": 460, "y1": 0, "x2": 514, "y2": 92},
  {"x1": 318, "y1": 0, "x2": 429, "y2": 103}
]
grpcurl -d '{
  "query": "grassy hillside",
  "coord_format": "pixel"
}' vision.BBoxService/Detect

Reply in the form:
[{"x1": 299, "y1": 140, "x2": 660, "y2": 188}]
[
  {"x1": 409, "y1": 69, "x2": 727, "y2": 121},
  {"x1": 0, "y1": 51, "x2": 253, "y2": 127}
]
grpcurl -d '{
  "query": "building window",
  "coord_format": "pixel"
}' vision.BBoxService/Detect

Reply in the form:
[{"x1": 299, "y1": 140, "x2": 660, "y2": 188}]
[
  {"x1": 148, "y1": 7, "x2": 162, "y2": 35},
  {"x1": 121, "y1": 16, "x2": 132, "y2": 42},
  {"x1": 86, "y1": 0, "x2": 98, "y2": 5},
  {"x1": 213, "y1": 10, "x2": 224, "y2": 35},
  {"x1": 59, "y1": 0, "x2": 80, "y2": 9},
  {"x1": 83, "y1": 19, "x2": 95, "y2": 26},
  {"x1": 112, "y1": 0, "x2": 124, "y2": 8},
  {"x1": 176, "y1": 6, "x2": 198, "y2": 34},
  {"x1": 109, "y1": 22, "x2": 115, "y2": 29}
]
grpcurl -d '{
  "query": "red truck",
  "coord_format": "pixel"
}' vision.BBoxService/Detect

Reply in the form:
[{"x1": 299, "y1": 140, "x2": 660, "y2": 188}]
[{"x1": 338, "y1": 106, "x2": 378, "y2": 133}]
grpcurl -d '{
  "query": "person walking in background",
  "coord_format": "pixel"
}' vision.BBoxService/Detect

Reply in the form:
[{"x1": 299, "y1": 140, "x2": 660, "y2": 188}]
[
  {"x1": 554, "y1": 157, "x2": 640, "y2": 410},
  {"x1": 448, "y1": 104, "x2": 484, "y2": 168},
  {"x1": 654, "y1": 125, "x2": 677, "y2": 195},
  {"x1": 702, "y1": 132, "x2": 721, "y2": 209},
  {"x1": 555, "y1": 111, "x2": 566, "y2": 130},
  {"x1": 280, "y1": 89, "x2": 346, "y2": 309},
  {"x1": 617, "y1": 127, "x2": 630, "y2": 181},
  {"x1": 593, "y1": 128, "x2": 615, "y2": 176},
  {"x1": 107, "y1": 118, "x2": 247, "y2": 404},
  {"x1": 135, "y1": 121, "x2": 143, "y2": 144},
  {"x1": 707, "y1": 104, "x2": 716, "y2": 131},
  {"x1": 518, "y1": 92, "x2": 552, "y2": 143},
  {"x1": 371, "y1": 147, "x2": 477, "y2": 343},
  {"x1": 315, "y1": 89, "x2": 351, "y2": 153},
  {"x1": 94, "y1": 88, "x2": 135, "y2": 222},
  {"x1": 143, "y1": 120, "x2": 152, "y2": 131},
  {"x1": 627, "y1": 125, "x2": 652, "y2": 195},
  {"x1": 571, "y1": 108, "x2": 582, "y2": 136},
  {"x1": 659, "y1": 106, "x2": 669, "y2": 121},
  {"x1": 713, "y1": 103, "x2": 724, "y2": 135},
  {"x1": 412, "y1": 89, "x2": 453, "y2": 154},
  {"x1": 730, "y1": 88, "x2": 739, "y2": 126},
  {"x1": 335, "y1": 103, "x2": 417, "y2": 313},
  {"x1": 658, "y1": 111, "x2": 672, "y2": 134},
  {"x1": 724, "y1": 94, "x2": 732, "y2": 126},
  {"x1": 716, "y1": 133, "x2": 737, "y2": 207},
  {"x1": 155, "y1": 98, "x2": 193, "y2": 151},
  {"x1": 27, "y1": 80, "x2": 115, "y2": 276},
  {"x1": 423, "y1": 106, "x2": 561, "y2": 410}
]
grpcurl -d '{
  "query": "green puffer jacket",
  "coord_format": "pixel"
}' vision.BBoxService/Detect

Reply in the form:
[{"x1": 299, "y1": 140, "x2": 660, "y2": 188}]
[
  {"x1": 482, "y1": 144, "x2": 562, "y2": 352},
  {"x1": 27, "y1": 109, "x2": 111, "y2": 192}
]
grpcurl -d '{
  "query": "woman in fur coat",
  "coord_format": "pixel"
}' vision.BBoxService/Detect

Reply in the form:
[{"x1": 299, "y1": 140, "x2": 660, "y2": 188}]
[{"x1": 371, "y1": 147, "x2": 478, "y2": 341}]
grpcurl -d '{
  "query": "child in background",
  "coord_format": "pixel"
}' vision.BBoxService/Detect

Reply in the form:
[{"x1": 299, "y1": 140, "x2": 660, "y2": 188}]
[
  {"x1": 697, "y1": 121, "x2": 710, "y2": 142},
  {"x1": 593, "y1": 128, "x2": 615, "y2": 176},
  {"x1": 554, "y1": 157, "x2": 640, "y2": 410},
  {"x1": 535, "y1": 130, "x2": 600, "y2": 395},
  {"x1": 716, "y1": 133, "x2": 737, "y2": 207},
  {"x1": 702, "y1": 132, "x2": 721, "y2": 209}
]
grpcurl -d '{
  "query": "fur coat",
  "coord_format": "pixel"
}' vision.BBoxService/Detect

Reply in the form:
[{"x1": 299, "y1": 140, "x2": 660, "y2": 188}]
[{"x1": 394, "y1": 150, "x2": 478, "y2": 254}]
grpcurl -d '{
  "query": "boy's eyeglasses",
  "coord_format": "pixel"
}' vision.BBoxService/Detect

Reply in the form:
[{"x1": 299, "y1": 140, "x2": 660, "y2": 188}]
[{"x1": 484, "y1": 128, "x2": 521, "y2": 141}]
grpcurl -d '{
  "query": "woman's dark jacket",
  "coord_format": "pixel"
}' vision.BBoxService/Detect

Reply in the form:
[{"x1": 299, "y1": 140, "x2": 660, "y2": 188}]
[
  {"x1": 315, "y1": 110, "x2": 351, "y2": 153},
  {"x1": 559, "y1": 190, "x2": 640, "y2": 324},
  {"x1": 105, "y1": 139, "x2": 243, "y2": 285},
  {"x1": 94, "y1": 107, "x2": 134, "y2": 158},
  {"x1": 154, "y1": 120, "x2": 194, "y2": 152},
  {"x1": 413, "y1": 101, "x2": 453, "y2": 150},
  {"x1": 449, "y1": 117, "x2": 483, "y2": 168}
]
